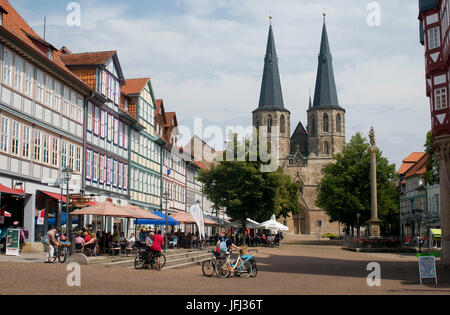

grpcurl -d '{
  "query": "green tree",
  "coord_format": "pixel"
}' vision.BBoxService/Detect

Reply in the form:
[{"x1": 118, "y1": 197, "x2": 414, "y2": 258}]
[
  {"x1": 197, "y1": 133, "x2": 299, "y2": 240},
  {"x1": 424, "y1": 130, "x2": 439, "y2": 185},
  {"x1": 316, "y1": 132, "x2": 399, "y2": 236}
]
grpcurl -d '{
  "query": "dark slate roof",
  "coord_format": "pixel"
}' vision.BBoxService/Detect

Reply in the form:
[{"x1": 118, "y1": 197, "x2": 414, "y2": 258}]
[
  {"x1": 312, "y1": 21, "x2": 344, "y2": 111},
  {"x1": 419, "y1": 0, "x2": 438, "y2": 13},
  {"x1": 255, "y1": 24, "x2": 287, "y2": 112}
]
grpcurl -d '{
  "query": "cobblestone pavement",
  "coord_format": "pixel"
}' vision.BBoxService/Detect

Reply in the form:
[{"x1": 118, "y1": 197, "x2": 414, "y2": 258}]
[{"x1": 1, "y1": 235, "x2": 449, "y2": 295}]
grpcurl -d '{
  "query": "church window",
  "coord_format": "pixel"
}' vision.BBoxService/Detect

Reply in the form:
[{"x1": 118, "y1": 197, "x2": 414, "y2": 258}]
[
  {"x1": 311, "y1": 117, "x2": 316, "y2": 135},
  {"x1": 323, "y1": 113, "x2": 329, "y2": 133},
  {"x1": 280, "y1": 115, "x2": 285, "y2": 134},
  {"x1": 267, "y1": 115, "x2": 273, "y2": 133},
  {"x1": 336, "y1": 114, "x2": 342, "y2": 133},
  {"x1": 324, "y1": 142, "x2": 330, "y2": 155}
]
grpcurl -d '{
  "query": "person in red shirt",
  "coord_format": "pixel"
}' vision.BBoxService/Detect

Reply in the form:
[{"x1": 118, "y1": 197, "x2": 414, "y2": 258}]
[{"x1": 151, "y1": 230, "x2": 164, "y2": 271}]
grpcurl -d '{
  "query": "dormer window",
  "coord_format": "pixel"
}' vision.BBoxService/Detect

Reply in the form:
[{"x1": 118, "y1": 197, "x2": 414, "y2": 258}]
[
  {"x1": 48, "y1": 48, "x2": 53, "y2": 60},
  {"x1": 0, "y1": 6, "x2": 8, "y2": 26}
]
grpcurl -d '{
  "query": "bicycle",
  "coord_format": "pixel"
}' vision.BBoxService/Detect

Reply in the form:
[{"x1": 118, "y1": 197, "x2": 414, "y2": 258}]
[
  {"x1": 217, "y1": 249, "x2": 253, "y2": 279},
  {"x1": 133, "y1": 241, "x2": 166, "y2": 270},
  {"x1": 51, "y1": 241, "x2": 70, "y2": 264},
  {"x1": 202, "y1": 250, "x2": 227, "y2": 277}
]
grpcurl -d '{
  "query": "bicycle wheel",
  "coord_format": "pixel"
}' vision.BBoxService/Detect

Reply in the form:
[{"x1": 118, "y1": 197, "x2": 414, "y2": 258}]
[
  {"x1": 151, "y1": 253, "x2": 166, "y2": 270},
  {"x1": 58, "y1": 247, "x2": 68, "y2": 263},
  {"x1": 237, "y1": 260, "x2": 252, "y2": 279},
  {"x1": 216, "y1": 260, "x2": 231, "y2": 279},
  {"x1": 51, "y1": 247, "x2": 58, "y2": 263},
  {"x1": 251, "y1": 264, "x2": 257, "y2": 278},
  {"x1": 134, "y1": 254, "x2": 146, "y2": 269},
  {"x1": 202, "y1": 259, "x2": 215, "y2": 277}
]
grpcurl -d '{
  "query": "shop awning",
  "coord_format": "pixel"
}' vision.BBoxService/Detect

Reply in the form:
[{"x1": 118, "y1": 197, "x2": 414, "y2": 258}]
[
  {"x1": 40, "y1": 191, "x2": 66, "y2": 203},
  {"x1": 0, "y1": 184, "x2": 24, "y2": 195},
  {"x1": 431, "y1": 229, "x2": 441, "y2": 237}
]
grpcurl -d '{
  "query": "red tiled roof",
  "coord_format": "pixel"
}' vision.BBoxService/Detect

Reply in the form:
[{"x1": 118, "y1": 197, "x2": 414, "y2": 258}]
[
  {"x1": 403, "y1": 152, "x2": 426, "y2": 163},
  {"x1": 164, "y1": 112, "x2": 177, "y2": 127},
  {"x1": 122, "y1": 78, "x2": 149, "y2": 95},
  {"x1": 398, "y1": 152, "x2": 427, "y2": 175},
  {"x1": 60, "y1": 51, "x2": 116, "y2": 66},
  {"x1": 404, "y1": 154, "x2": 428, "y2": 178}
]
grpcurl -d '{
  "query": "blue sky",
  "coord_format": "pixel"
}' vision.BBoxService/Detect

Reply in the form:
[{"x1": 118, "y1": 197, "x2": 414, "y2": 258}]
[{"x1": 9, "y1": 0, "x2": 430, "y2": 168}]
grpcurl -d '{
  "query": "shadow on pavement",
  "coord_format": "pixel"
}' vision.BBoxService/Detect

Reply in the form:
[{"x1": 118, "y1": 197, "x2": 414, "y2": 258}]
[{"x1": 253, "y1": 252, "x2": 450, "y2": 285}]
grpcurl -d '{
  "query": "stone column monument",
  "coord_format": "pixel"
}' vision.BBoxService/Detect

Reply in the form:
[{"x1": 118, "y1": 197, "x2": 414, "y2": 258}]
[
  {"x1": 369, "y1": 127, "x2": 382, "y2": 238},
  {"x1": 435, "y1": 136, "x2": 450, "y2": 268}
]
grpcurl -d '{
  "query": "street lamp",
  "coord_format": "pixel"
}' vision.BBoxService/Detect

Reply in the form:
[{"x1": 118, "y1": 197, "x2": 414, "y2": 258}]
[
  {"x1": 62, "y1": 167, "x2": 72, "y2": 251},
  {"x1": 162, "y1": 191, "x2": 170, "y2": 253}
]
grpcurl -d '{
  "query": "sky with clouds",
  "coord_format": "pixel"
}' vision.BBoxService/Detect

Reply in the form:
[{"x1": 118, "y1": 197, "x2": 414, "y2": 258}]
[{"x1": 9, "y1": 0, "x2": 429, "y2": 169}]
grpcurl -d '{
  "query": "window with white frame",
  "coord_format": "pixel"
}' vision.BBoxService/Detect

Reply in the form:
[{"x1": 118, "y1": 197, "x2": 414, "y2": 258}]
[
  {"x1": 100, "y1": 110, "x2": 106, "y2": 138},
  {"x1": 76, "y1": 146, "x2": 81, "y2": 173},
  {"x1": 119, "y1": 121, "x2": 123, "y2": 148},
  {"x1": 22, "y1": 125, "x2": 30, "y2": 158},
  {"x1": 68, "y1": 144, "x2": 74, "y2": 170},
  {"x1": 86, "y1": 150, "x2": 92, "y2": 179},
  {"x1": 14, "y1": 56, "x2": 23, "y2": 91},
  {"x1": 113, "y1": 160, "x2": 118, "y2": 186},
  {"x1": 108, "y1": 114, "x2": 113, "y2": 142},
  {"x1": 45, "y1": 76, "x2": 53, "y2": 108},
  {"x1": 34, "y1": 130, "x2": 41, "y2": 161},
  {"x1": 435, "y1": 87, "x2": 448, "y2": 110},
  {"x1": 107, "y1": 157, "x2": 112, "y2": 185},
  {"x1": 101, "y1": 70, "x2": 107, "y2": 96},
  {"x1": 123, "y1": 165, "x2": 128, "y2": 190},
  {"x1": 99, "y1": 155, "x2": 105, "y2": 183},
  {"x1": 54, "y1": 81, "x2": 62, "y2": 112},
  {"x1": 92, "y1": 152, "x2": 98, "y2": 181},
  {"x1": 114, "y1": 118, "x2": 119, "y2": 145},
  {"x1": 118, "y1": 163, "x2": 123, "y2": 188},
  {"x1": 11, "y1": 121, "x2": 20, "y2": 156},
  {"x1": 61, "y1": 141, "x2": 67, "y2": 167},
  {"x1": 94, "y1": 106, "x2": 100, "y2": 135},
  {"x1": 428, "y1": 27, "x2": 441, "y2": 49},
  {"x1": 51, "y1": 137, "x2": 58, "y2": 167},
  {"x1": 70, "y1": 90, "x2": 77, "y2": 120},
  {"x1": 3, "y1": 49, "x2": 12, "y2": 86},
  {"x1": 36, "y1": 70, "x2": 44, "y2": 103},
  {"x1": 63, "y1": 87, "x2": 69, "y2": 116},
  {"x1": 42, "y1": 134, "x2": 50, "y2": 164},
  {"x1": 77, "y1": 96, "x2": 83, "y2": 123},
  {"x1": 24, "y1": 63, "x2": 33, "y2": 97},
  {"x1": 87, "y1": 103, "x2": 93, "y2": 131}
]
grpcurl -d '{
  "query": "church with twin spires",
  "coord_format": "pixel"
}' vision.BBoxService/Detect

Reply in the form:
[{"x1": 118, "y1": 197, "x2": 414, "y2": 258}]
[{"x1": 252, "y1": 16, "x2": 346, "y2": 234}]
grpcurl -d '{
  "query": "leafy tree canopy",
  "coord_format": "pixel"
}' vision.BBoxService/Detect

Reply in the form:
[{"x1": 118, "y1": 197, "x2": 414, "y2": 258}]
[{"x1": 316, "y1": 132, "x2": 399, "y2": 236}]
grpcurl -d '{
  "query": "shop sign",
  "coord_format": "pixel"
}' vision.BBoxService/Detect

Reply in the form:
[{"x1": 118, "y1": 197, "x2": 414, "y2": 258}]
[{"x1": 6, "y1": 229, "x2": 20, "y2": 256}]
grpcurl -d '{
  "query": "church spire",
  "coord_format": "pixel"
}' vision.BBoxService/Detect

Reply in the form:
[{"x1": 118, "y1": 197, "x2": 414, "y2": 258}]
[
  {"x1": 312, "y1": 16, "x2": 344, "y2": 111},
  {"x1": 256, "y1": 21, "x2": 286, "y2": 111}
]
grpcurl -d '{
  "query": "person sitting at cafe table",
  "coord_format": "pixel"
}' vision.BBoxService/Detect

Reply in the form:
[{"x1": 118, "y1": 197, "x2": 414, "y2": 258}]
[{"x1": 84, "y1": 233, "x2": 97, "y2": 255}]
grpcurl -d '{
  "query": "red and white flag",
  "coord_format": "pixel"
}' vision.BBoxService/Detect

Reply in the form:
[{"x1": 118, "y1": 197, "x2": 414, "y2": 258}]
[{"x1": 4, "y1": 211, "x2": 11, "y2": 217}]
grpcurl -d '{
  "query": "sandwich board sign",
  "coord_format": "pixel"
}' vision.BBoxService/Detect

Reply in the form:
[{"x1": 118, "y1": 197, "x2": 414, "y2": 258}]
[
  {"x1": 6, "y1": 229, "x2": 20, "y2": 256},
  {"x1": 418, "y1": 256, "x2": 437, "y2": 285}
]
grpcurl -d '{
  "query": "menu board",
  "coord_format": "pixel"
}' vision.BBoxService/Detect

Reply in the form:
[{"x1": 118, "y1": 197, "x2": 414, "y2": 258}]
[
  {"x1": 418, "y1": 256, "x2": 437, "y2": 285},
  {"x1": 6, "y1": 229, "x2": 20, "y2": 256}
]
